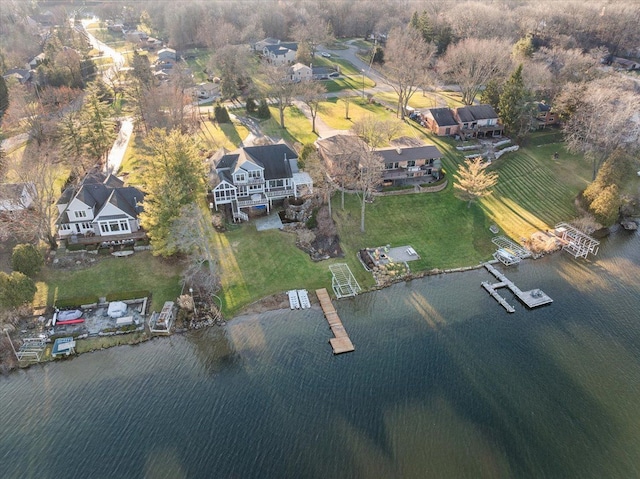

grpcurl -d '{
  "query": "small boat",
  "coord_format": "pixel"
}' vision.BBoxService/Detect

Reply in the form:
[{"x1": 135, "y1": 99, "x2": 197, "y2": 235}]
[
  {"x1": 57, "y1": 309, "x2": 83, "y2": 321},
  {"x1": 288, "y1": 290, "x2": 300, "y2": 309},
  {"x1": 53, "y1": 309, "x2": 83, "y2": 326},
  {"x1": 297, "y1": 290, "x2": 311, "y2": 309}
]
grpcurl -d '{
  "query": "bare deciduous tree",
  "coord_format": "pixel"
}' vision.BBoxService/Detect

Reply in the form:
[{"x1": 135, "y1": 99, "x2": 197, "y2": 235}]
[
  {"x1": 560, "y1": 77, "x2": 640, "y2": 180},
  {"x1": 352, "y1": 115, "x2": 403, "y2": 149},
  {"x1": 382, "y1": 27, "x2": 436, "y2": 119},
  {"x1": 439, "y1": 38, "x2": 512, "y2": 105},
  {"x1": 299, "y1": 81, "x2": 326, "y2": 134},
  {"x1": 260, "y1": 62, "x2": 304, "y2": 129},
  {"x1": 356, "y1": 147, "x2": 384, "y2": 233},
  {"x1": 2, "y1": 142, "x2": 61, "y2": 248}
]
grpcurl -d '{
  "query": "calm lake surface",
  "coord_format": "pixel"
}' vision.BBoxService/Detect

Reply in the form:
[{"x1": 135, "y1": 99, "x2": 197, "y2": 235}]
[{"x1": 1, "y1": 228, "x2": 639, "y2": 479}]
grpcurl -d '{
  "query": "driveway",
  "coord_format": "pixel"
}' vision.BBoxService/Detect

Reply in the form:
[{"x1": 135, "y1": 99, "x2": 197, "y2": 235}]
[{"x1": 105, "y1": 117, "x2": 134, "y2": 174}]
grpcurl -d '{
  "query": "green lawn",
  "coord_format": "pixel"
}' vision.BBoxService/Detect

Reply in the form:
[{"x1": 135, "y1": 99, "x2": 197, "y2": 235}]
[
  {"x1": 183, "y1": 49, "x2": 214, "y2": 83},
  {"x1": 334, "y1": 189, "x2": 495, "y2": 272},
  {"x1": 35, "y1": 252, "x2": 182, "y2": 312},
  {"x1": 198, "y1": 118, "x2": 249, "y2": 150},
  {"x1": 259, "y1": 106, "x2": 318, "y2": 145},
  {"x1": 211, "y1": 225, "x2": 373, "y2": 316},
  {"x1": 374, "y1": 90, "x2": 465, "y2": 110}
]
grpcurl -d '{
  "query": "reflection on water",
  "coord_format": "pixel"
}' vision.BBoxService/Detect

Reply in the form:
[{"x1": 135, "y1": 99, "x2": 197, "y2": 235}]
[{"x1": 0, "y1": 230, "x2": 638, "y2": 479}]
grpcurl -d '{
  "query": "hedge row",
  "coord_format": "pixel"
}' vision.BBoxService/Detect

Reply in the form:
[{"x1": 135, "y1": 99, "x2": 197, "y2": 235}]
[
  {"x1": 105, "y1": 290, "x2": 151, "y2": 302},
  {"x1": 56, "y1": 296, "x2": 99, "y2": 308}
]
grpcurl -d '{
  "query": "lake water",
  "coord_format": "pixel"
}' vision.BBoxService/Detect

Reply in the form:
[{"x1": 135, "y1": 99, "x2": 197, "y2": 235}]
[{"x1": 1, "y1": 229, "x2": 639, "y2": 479}]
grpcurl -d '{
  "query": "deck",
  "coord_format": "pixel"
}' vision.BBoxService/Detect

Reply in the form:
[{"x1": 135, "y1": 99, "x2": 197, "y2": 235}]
[
  {"x1": 315, "y1": 288, "x2": 354, "y2": 354},
  {"x1": 482, "y1": 263, "x2": 553, "y2": 311}
]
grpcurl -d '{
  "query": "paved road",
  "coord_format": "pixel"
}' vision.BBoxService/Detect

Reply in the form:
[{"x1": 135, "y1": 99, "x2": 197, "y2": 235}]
[{"x1": 79, "y1": 19, "x2": 125, "y2": 82}]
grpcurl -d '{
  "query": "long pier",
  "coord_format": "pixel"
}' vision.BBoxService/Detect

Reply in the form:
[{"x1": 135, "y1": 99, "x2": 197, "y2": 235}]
[
  {"x1": 482, "y1": 263, "x2": 553, "y2": 312},
  {"x1": 315, "y1": 288, "x2": 355, "y2": 354}
]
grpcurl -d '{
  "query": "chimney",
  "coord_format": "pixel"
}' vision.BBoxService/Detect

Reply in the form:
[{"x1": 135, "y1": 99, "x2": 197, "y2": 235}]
[{"x1": 396, "y1": 147, "x2": 402, "y2": 155}]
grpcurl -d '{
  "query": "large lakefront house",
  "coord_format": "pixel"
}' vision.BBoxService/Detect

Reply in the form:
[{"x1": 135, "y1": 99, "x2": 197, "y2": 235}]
[
  {"x1": 316, "y1": 135, "x2": 444, "y2": 187},
  {"x1": 211, "y1": 143, "x2": 312, "y2": 221},
  {"x1": 56, "y1": 173, "x2": 145, "y2": 240}
]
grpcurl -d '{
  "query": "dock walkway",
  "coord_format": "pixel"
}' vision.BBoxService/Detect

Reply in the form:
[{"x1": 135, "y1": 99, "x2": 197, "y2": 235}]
[
  {"x1": 482, "y1": 263, "x2": 553, "y2": 311},
  {"x1": 315, "y1": 288, "x2": 355, "y2": 354}
]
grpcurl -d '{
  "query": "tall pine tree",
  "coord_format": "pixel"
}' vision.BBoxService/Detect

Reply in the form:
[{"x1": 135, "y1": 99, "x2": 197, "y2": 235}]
[{"x1": 498, "y1": 64, "x2": 533, "y2": 139}]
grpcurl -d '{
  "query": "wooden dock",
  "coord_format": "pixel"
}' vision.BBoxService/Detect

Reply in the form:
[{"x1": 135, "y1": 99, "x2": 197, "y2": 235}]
[
  {"x1": 315, "y1": 288, "x2": 355, "y2": 354},
  {"x1": 482, "y1": 263, "x2": 553, "y2": 311}
]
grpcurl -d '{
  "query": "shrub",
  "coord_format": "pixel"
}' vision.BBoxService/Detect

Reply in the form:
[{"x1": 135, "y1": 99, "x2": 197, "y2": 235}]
[
  {"x1": 245, "y1": 97, "x2": 257, "y2": 114},
  {"x1": 306, "y1": 208, "x2": 318, "y2": 229},
  {"x1": 11, "y1": 244, "x2": 44, "y2": 277},
  {"x1": 0, "y1": 272, "x2": 37, "y2": 308},
  {"x1": 214, "y1": 102, "x2": 231, "y2": 123},
  {"x1": 257, "y1": 99, "x2": 271, "y2": 119}
]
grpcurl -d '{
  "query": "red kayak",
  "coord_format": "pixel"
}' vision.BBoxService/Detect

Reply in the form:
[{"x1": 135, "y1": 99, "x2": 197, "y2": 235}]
[{"x1": 56, "y1": 318, "x2": 85, "y2": 325}]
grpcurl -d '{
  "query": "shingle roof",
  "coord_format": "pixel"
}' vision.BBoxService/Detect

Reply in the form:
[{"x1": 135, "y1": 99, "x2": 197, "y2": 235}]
[
  {"x1": 426, "y1": 108, "x2": 458, "y2": 127},
  {"x1": 375, "y1": 145, "x2": 443, "y2": 164},
  {"x1": 456, "y1": 104, "x2": 499, "y2": 122},
  {"x1": 216, "y1": 144, "x2": 297, "y2": 181},
  {"x1": 243, "y1": 144, "x2": 296, "y2": 180}
]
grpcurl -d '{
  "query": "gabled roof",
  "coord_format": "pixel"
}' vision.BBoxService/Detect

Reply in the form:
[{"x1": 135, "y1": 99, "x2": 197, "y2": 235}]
[
  {"x1": 426, "y1": 108, "x2": 458, "y2": 127},
  {"x1": 264, "y1": 45, "x2": 293, "y2": 56},
  {"x1": 455, "y1": 104, "x2": 499, "y2": 122},
  {"x1": 0, "y1": 183, "x2": 29, "y2": 200},
  {"x1": 375, "y1": 145, "x2": 443, "y2": 164},
  {"x1": 216, "y1": 144, "x2": 297, "y2": 181},
  {"x1": 56, "y1": 173, "x2": 143, "y2": 225},
  {"x1": 537, "y1": 102, "x2": 551, "y2": 112}
]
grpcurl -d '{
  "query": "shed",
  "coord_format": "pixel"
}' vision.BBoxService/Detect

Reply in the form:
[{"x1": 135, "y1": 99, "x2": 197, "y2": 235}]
[{"x1": 107, "y1": 301, "x2": 128, "y2": 318}]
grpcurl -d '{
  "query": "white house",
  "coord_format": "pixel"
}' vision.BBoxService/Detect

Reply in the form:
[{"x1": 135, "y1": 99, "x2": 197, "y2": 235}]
[
  {"x1": 0, "y1": 183, "x2": 35, "y2": 212},
  {"x1": 289, "y1": 63, "x2": 312, "y2": 82},
  {"x1": 212, "y1": 143, "x2": 312, "y2": 221},
  {"x1": 262, "y1": 42, "x2": 297, "y2": 66},
  {"x1": 56, "y1": 173, "x2": 144, "y2": 238}
]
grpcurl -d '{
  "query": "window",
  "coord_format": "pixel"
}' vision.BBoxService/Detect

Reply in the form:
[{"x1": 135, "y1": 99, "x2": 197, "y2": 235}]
[
  {"x1": 74, "y1": 210, "x2": 87, "y2": 218},
  {"x1": 81, "y1": 222, "x2": 92, "y2": 230},
  {"x1": 236, "y1": 174, "x2": 246, "y2": 182},
  {"x1": 407, "y1": 160, "x2": 416, "y2": 167},
  {"x1": 445, "y1": 127, "x2": 450, "y2": 135},
  {"x1": 60, "y1": 224, "x2": 72, "y2": 231}
]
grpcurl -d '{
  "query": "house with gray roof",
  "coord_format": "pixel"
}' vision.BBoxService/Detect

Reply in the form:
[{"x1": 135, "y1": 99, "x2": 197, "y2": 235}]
[
  {"x1": 423, "y1": 108, "x2": 460, "y2": 136},
  {"x1": 211, "y1": 143, "x2": 312, "y2": 222},
  {"x1": 55, "y1": 173, "x2": 144, "y2": 239},
  {"x1": 454, "y1": 104, "x2": 503, "y2": 139},
  {"x1": 261, "y1": 41, "x2": 298, "y2": 66},
  {"x1": 376, "y1": 145, "x2": 444, "y2": 186}
]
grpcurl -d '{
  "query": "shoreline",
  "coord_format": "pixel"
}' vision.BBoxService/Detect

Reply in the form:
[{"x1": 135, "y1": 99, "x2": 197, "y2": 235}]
[{"x1": 3, "y1": 252, "x2": 560, "y2": 375}]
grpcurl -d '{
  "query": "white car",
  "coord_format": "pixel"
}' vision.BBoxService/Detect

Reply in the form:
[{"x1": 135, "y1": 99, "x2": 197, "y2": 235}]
[{"x1": 321, "y1": 52, "x2": 331, "y2": 58}]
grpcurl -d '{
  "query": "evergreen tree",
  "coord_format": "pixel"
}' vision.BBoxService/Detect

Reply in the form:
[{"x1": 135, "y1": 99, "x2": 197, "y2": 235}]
[
  {"x1": 0, "y1": 272, "x2": 37, "y2": 308},
  {"x1": 131, "y1": 49, "x2": 154, "y2": 87},
  {"x1": 498, "y1": 64, "x2": 533, "y2": 138},
  {"x1": 140, "y1": 129, "x2": 206, "y2": 257},
  {"x1": 256, "y1": 99, "x2": 271, "y2": 119},
  {"x1": 11, "y1": 244, "x2": 44, "y2": 277},
  {"x1": 81, "y1": 84, "x2": 117, "y2": 163},
  {"x1": 480, "y1": 79, "x2": 503, "y2": 111},
  {"x1": 245, "y1": 97, "x2": 257, "y2": 114},
  {"x1": 214, "y1": 103, "x2": 231, "y2": 123}
]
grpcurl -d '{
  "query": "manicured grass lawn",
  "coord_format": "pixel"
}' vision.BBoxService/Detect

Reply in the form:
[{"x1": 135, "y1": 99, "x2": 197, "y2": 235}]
[
  {"x1": 118, "y1": 133, "x2": 152, "y2": 186},
  {"x1": 198, "y1": 118, "x2": 249, "y2": 150},
  {"x1": 333, "y1": 191, "x2": 495, "y2": 271},
  {"x1": 480, "y1": 130, "x2": 591, "y2": 239},
  {"x1": 374, "y1": 90, "x2": 465, "y2": 110},
  {"x1": 34, "y1": 252, "x2": 182, "y2": 312},
  {"x1": 211, "y1": 224, "x2": 373, "y2": 316},
  {"x1": 183, "y1": 49, "x2": 214, "y2": 83},
  {"x1": 259, "y1": 106, "x2": 318, "y2": 145},
  {"x1": 318, "y1": 97, "x2": 408, "y2": 132}
]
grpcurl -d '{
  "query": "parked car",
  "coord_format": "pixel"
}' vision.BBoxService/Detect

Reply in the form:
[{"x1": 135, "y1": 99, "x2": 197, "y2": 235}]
[
  {"x1": 321, "y1": 52, "x2": 331, "y2": 58},
  {"x1": 329, "y1": 71, "x2": 340, "y2": 78}
]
